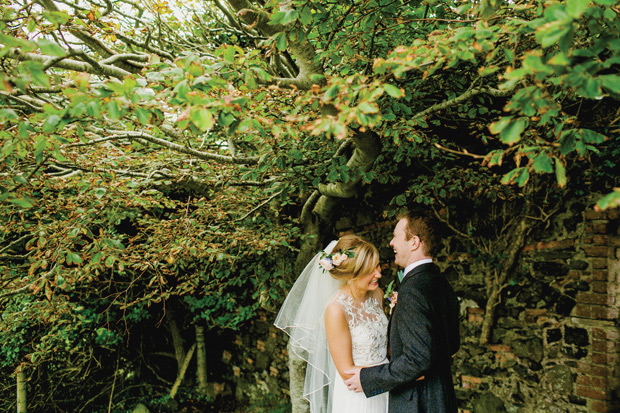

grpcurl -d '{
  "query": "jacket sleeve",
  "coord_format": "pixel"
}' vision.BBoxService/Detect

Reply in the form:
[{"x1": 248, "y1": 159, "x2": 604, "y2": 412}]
[{"x1": 360, "y1": 284, "x2": 432, "y2": 397}]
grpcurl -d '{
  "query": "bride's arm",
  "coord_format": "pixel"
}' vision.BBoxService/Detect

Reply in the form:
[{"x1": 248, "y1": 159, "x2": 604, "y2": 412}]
[{"x1": 325, "y1": 302, "x2": 356, "y2": 380}]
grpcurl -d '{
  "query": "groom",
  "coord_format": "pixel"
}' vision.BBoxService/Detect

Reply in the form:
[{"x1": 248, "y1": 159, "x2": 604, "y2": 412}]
[{"x1": 344, "y1": 210, "x2": 460, "y2": 412}]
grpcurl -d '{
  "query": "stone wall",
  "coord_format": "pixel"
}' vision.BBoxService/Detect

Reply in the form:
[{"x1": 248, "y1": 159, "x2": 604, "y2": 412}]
[
  {"x1": 225, "y1": 311, "x2": 291, "y2": 411},
  {"x1": 446, "y1": 207, "x2": 619, "y2": 412}
]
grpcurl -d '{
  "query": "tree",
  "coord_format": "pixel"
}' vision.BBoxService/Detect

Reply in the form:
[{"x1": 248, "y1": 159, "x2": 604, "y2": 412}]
[{"x1": 1, "y1": 0, "x2": 619, "y2": 410}]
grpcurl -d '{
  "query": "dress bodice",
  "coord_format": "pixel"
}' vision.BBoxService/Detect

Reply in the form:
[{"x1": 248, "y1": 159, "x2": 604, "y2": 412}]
[{"x1": 331, "y1": 291, "x2": 388, "y2": 366}]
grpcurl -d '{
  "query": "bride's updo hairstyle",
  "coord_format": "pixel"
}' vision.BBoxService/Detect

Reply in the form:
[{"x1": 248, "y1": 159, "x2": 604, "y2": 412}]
[{"x1": 327, "y1": 234, "x2": 379, "y2": 284}]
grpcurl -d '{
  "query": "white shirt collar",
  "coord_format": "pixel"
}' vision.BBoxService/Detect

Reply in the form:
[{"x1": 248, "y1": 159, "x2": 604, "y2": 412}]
[{"x1": 403, "y1": 258, "x2": 433, "y2": 277}]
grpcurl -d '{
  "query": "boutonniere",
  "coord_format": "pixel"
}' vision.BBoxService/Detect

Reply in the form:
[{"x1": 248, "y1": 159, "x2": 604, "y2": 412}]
[
  {"x1": 388, "y1": 292, "x2": 398, "y2": 314},
  {"x1": 384, "y1": 280, "x2": 398, "y2": 315}
]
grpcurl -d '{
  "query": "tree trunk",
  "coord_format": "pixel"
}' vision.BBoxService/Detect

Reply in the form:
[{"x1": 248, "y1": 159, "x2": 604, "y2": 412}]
[
  {"x1": 17, "y1": 369, "x2": 26, "y2": 413},
  {"x1": 480, "y1": 283, "x2": 499, "y2": 346},
  {"x1": 170, "y1": 343, "x2": 196, "y2": 400},
  {"x1": 195, "y1": 325, "x2": 208, "y2": 394},
  {"x1": 479, "y1": 216, "x2": 531, "y2": 346},
  {"x1": 288, "y1": 341, "x2": 309, "y2": 413},
  {"x1": 166, "y1": 311, "x2": 186, "y2": 373}
]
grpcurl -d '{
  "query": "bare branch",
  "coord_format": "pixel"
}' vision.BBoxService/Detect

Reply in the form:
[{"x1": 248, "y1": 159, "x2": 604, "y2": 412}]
[
  {"x1": 434, "y1": 142, "x2": 485, "y2": 159},
  {"x1": 7, "y1": 49, "x2": 131, "y2": 80},
  {"x1": 0, "y1": 263, "x2": 57, "y2": 301},
  {"x1": 0, "y1": 234, "x2": 32, "y2": 255},
  {"x1": 412, "y1": 86, "x2": 513, "y2": 121},
  {"x1": 114, "y1": 33, "x2": 174, "y2": 61},
  {"x1": 236, "y1": 190, "x2": 283, "y2": 221},
  {"x1": 99, "y1": 53, "x2": 149, "y2": 66},
  {"x1": 0, "y1": 91, "x2": 43, "y2": 111},
  {"x1": 76, "y1": 130, "x2": 261, "y2": 164}
]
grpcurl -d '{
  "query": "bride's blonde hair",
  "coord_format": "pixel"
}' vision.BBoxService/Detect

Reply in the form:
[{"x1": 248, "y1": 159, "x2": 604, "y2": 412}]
[{"x1": 327, "y1": 234, "x2": 379, "y2": 283}]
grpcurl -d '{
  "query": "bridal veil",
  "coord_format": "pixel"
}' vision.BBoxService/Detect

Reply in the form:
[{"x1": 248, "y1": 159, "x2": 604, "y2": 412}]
[{"x1": 274, "y1": 241, "x2": 341, "y2": 413}]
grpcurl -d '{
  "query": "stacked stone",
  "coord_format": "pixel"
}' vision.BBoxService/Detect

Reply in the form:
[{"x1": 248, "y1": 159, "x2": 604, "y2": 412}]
[{"x1": 573, "y1": 209, "x2": 620, "y2": 413}]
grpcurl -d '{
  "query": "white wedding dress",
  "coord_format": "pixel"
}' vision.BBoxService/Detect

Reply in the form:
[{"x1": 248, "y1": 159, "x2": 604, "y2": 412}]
[
  {"x1": 328, "y1": 291, "x2": 389, "y2": 412},
  {"x1": 274, "y1": 241, "x2": 389, "y2": 413}
]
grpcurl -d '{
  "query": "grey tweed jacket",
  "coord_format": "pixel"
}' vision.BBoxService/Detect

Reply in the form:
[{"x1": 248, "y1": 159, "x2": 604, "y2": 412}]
[{"x1": 359, "y1": 263, "x2": 460, "y2": 412}]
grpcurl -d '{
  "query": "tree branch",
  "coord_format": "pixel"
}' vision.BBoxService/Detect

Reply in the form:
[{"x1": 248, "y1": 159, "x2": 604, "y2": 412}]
[
  {"x1": 0, "y1": 234, "x2": 32, "y2": 255},
  {"x1": 76, "y1": 130, "x2": 260, "y2": 164},
  {"x1": 433, "y1": 142, "x2": 485, "y2": 159},
  {"x1": 412, "y1": 86, "x2": 513, "y2": 121},
  {"x1": 7, "y1": 49, "x2": 131, "y2": 80},
  {"x1": 236, "y1": 190, "x2": 283, "y2": 221}
]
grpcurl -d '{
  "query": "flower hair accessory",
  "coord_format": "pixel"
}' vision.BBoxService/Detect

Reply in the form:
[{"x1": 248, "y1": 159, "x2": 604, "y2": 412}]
[{"x1": 318, "y1": 248, "x2": 355, "y2": 271}]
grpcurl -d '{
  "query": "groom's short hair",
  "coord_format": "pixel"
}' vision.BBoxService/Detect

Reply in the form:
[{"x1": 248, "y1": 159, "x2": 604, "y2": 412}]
[{"x1": 398, "y1": 210, "x2": 441, "y2": 257}]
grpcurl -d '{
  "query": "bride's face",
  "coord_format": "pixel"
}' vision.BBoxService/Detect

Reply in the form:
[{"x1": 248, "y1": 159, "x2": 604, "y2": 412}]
[{"x1": 352, "y1": 265, "x2": 382, "y2": 292}]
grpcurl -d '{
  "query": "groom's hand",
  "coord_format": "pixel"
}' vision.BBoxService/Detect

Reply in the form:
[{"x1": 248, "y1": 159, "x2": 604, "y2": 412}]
[{"x1": 343, "y1": 367, "x2": 363, "y2": 393}]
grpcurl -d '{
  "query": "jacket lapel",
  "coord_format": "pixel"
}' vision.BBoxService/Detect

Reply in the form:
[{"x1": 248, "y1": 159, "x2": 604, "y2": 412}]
[
  {"x1": 400, "y1": 262, "x2": 436, "y2": 286},
  {"x1": 387, "y1": 263, "x2": 434, "y2": 335}
]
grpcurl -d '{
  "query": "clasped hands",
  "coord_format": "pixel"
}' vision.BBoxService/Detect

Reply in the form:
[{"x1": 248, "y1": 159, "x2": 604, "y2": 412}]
[{"x1": 343, "y1": 368, "x2": 426, "y2": 393}]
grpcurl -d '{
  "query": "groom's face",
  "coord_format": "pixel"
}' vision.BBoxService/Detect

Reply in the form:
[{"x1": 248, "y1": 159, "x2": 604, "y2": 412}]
[{"x1": 390, "y1": 218, "x2": 415, "y2": 268}]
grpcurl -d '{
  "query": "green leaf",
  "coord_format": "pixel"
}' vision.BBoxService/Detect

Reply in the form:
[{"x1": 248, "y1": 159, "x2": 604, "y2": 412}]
[
  {"x1": 135, "y1": 107, "x2": 151, "y2": 125},
  {"x1": 190, "y1": 107, "x2": 214, "y2": 132},
  {"x1": 580, "y1": 128, "x2": 606, "y2": 144},
  {"x1": 566, "y1": 0, "x2": 591, "y2": 18},
  {"x1": 532, "y1": 152, "x2": 553, "y2": 173},
  {"x1": 288, "y1": 149, "x2": 303, "y2": 160},
  {"x1": 91, "y1": 252, "x2": 103, "y2": 264},
  {"x1": 86, "y1": 101, "x2": 100, "y2": 117},
  {"x1": 107, "y1": 101, "x2": 121, "y2": 120},
  {"x1": 536, "y1": 21, "x2": 571, "y2": 48},
  {"x1": 10, "y1": 197, "x2": 34, "y2": 208},
  {"x1": 173, "y1": 80, "x2": 190, "y2": 99},
  {"x1": 0, "y1": 108, "x2": 18, "y2": 120},
  {"x1": 93, "y1": 187, "x2": 107, "y2": 198},
  {"x1": 600, "y1": 75, "x2": 620, "y2": 94},
  {"x1": 394, "y1": 194, "x2": 407, "y2": 206},
  {"x1": 358, "y1": 101, "x2": 378, "y2": 113},
  {"x1": 274, "y1": 32, "x2": 287, "y2": 51},
  {"x1": 554, "y1": 158, "x2": 567, "y2": 187},
  {"x1": 38, "y1": 39, "x2": 66, "y2": 57},
  {"x1": 489, "y1": 117, "x2": 511, "y2": 135},
  {"x1": 42, "y1": 115, "x2": 61, "y2": 133},
  {"x1": 27, "y1": 18, "x2": 37, "y2": 32},
  {"x1": 516, "y1": 168, "x2": 530, "y2": 186},
  {"x1": 105, "y1": 256, "x2": 115, "y2": 268},
  {"x1": 559, "y1": 130, "x2": 575, "y2": 154},
  {"x1": 382, "y1": 84, "x2": 403, "y2": 98},
  {"x1": 300, "y1": 7, "x2": 313, "y2": 25},
  {"x1": 269, "y1": 11, "x2": 284, "y2": 25},
  {"x1": 42, "y1": 10, "x2": 71, "y2": 25},
  {"x1": 548, "y1": 52, "x2": 570, "y2": 66},
  {"x1": 323, "y1": 85, "x2": 339, "y2": 101},
  {"x1": 595, "y1": 189, "x2": 620, "y2": 210},
  {"x1": 501, "y1": 167, "x2": 525, "y2": 185},
  {"x1": 280, "y1": 9, "x2": 299, "y2": 25},
  {"x1": 24, "y1": 62, "x2": 50, "y2": 87},
  {"x1": 223, "y1": 46, "x2": 235, "y2": 63},
  {"x1": 66, "y1": 252, "x2": 83, "y2": 265},
  {"x1": 499, "y1": 118, "x2": 527, "y2": 145}
]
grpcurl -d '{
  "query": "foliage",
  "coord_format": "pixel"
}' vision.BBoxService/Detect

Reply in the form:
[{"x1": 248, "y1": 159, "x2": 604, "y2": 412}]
[{"x1": 0, "y1": 0, "x2": 619, "y2": 409}]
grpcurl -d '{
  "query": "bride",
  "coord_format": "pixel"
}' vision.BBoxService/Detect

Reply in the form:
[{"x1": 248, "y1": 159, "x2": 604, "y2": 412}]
[{"x1": 275, "y1": 234, "x2": 389, "y2": 412}]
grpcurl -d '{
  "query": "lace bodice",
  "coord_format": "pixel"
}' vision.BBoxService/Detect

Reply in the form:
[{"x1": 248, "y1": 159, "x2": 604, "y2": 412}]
[{"x1": 331, "y1": 291, "x2": 388, "y2": 366}]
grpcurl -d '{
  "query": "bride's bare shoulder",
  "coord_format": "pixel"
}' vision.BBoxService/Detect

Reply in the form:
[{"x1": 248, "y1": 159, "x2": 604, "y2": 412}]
[{"x1": 324, "y1": 299, "x2": 347, "y2": 322}]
